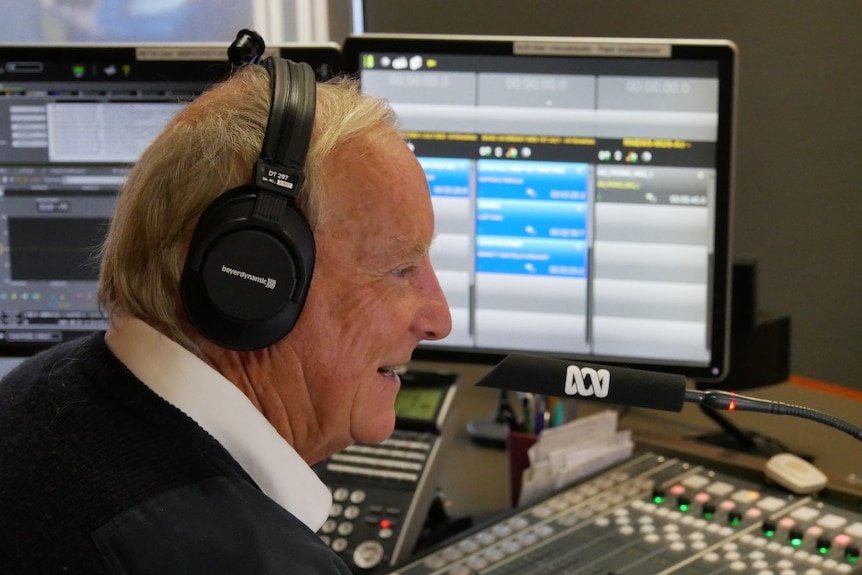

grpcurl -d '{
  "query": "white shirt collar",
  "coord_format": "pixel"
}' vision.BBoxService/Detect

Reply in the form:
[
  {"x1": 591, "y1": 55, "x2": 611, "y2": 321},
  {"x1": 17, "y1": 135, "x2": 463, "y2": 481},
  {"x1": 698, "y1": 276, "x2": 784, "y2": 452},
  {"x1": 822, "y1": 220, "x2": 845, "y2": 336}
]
[{"x1": 104, "y1": 315, "x2": 332, "y2": 531}]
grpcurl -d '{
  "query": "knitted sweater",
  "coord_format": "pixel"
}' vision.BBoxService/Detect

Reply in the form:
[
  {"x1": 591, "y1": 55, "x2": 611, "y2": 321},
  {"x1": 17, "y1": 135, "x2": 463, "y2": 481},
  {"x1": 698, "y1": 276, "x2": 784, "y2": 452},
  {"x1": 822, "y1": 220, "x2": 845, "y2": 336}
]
[{"x1": 0, "y1": 332, "x2": 350, "y2": 574}]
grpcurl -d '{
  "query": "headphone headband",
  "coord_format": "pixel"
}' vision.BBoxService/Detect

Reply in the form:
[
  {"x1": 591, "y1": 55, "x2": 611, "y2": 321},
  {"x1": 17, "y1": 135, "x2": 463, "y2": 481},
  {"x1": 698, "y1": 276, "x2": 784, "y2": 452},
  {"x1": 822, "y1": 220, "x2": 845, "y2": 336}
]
[
  {"x1": 256, "y1": 57, "x2": 316, "y2": 198},
  {"x1": 180, "y1": 30, "x2": 318, "y2": 351}
]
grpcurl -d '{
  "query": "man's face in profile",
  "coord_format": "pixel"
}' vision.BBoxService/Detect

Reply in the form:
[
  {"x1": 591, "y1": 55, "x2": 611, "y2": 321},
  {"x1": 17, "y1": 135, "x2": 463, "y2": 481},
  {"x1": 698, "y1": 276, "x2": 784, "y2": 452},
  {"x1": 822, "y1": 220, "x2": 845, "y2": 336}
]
[{"x1": 280, "y1": 128, "x2": 452, "y2": 463}]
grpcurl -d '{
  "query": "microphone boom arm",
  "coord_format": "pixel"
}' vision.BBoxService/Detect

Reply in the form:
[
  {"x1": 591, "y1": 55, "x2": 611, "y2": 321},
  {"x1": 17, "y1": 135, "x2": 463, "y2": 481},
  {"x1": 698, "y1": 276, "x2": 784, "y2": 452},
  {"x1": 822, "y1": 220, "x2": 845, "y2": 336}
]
[
  {"x1": 685, "y1": 389, "x2": 862, "y2": 442},
  {"x1": 476, "y1": 354, "x2": 862, "y2": 443}
]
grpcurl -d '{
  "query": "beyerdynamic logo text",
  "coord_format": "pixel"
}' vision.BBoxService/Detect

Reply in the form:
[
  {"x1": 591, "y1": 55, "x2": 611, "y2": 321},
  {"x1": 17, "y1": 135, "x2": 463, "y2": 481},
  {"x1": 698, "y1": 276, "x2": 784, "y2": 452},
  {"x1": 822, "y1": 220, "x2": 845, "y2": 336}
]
[
  {"x1": 564, "y1": 365, "x2": 610, "y2": 398},
  {"x1": 220, "y1": 265, "x2": 277, "y2": 290}
]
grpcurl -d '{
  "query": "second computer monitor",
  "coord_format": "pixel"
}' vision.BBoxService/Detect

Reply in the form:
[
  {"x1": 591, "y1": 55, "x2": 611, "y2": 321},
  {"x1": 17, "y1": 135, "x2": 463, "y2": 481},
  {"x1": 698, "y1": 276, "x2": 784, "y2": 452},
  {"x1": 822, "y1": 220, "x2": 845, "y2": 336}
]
[{"x1": 342, "y1": 34, "x2": 737, "y2": 381}]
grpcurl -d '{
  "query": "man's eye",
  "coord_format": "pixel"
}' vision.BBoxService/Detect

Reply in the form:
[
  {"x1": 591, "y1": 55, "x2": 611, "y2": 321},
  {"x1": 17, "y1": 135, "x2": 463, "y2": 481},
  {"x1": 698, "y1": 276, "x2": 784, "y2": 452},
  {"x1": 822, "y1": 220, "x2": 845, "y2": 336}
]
[{"x1": 393, "y1": 266, "x2": 415, "y2": 278}]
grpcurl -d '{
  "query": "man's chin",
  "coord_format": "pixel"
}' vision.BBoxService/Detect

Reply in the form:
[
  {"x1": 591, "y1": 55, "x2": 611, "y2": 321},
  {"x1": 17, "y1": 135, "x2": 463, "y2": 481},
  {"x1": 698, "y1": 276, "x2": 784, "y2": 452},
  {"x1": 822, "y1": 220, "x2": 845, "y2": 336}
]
[{"x1": 355, "y1": 417, "x2": 397, "y2": 445}]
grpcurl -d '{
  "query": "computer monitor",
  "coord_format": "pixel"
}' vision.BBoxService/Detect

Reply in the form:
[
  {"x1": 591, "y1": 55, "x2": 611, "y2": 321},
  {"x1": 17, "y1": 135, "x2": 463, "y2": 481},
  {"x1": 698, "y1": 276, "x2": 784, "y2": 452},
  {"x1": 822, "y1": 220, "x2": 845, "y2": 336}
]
[
  {"x1": 0, "y1": 42, "x2": 341, "y2": 363},
  {"x1": 342, "y1": 34, "x2": 737, "y2": 381}
]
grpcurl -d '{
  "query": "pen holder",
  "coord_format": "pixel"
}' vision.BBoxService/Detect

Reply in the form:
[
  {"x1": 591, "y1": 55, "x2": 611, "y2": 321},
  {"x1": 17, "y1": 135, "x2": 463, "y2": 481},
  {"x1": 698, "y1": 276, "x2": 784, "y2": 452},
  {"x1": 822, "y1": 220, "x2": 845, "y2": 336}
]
[{"x1": 506, "y1": 430, "x2": 538, "y2": 508}]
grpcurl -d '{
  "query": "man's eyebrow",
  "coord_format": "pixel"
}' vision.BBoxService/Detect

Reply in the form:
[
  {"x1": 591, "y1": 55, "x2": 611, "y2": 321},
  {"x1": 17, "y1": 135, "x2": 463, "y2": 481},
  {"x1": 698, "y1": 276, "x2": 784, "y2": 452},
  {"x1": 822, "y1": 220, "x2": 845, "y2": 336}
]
[{"x1": 393, "y1": 234, "x2": 433, "y2": 259}]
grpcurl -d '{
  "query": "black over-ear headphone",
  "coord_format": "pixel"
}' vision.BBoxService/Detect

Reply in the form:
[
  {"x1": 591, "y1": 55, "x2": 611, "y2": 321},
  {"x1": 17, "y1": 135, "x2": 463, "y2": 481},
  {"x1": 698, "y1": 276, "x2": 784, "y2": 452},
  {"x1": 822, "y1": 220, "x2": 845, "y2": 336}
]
[{"x1": 180, "y1": 29, "x2": 317, "y2": 351}]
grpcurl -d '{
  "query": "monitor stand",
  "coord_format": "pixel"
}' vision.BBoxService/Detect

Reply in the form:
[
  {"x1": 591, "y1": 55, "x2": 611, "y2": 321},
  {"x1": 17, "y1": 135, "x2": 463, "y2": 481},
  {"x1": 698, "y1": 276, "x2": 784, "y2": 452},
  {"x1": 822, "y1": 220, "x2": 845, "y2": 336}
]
[
  {"x1": 691, "y1": 260, "x2": 797, "y2": 460},
  {"x1": 693, "y1": 405, "x2": 812, "y2": 461}
]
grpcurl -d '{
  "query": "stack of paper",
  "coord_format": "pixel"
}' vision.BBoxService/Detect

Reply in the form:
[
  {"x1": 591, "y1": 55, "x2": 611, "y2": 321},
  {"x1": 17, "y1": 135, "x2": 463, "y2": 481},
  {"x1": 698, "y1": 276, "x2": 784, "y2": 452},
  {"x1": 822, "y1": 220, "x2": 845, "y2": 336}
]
[{"x1": 518, "y1": 410, "x2": 633, "y2": 506}]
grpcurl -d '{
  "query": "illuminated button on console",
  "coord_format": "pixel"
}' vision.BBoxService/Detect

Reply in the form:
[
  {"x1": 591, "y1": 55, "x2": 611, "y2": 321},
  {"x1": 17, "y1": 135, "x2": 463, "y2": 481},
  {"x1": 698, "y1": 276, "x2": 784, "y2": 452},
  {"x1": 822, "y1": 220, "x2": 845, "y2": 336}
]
[
  {"x1": 669, "y1": 484, "x2": 686, "y2": 496},
  {"x1": 727, "y1": 510, "x2": 743, "y2": 526},
  {"x1": 379, "y1": 518, "x2": 395, "y2": 539},
  {"x1": 816, "y1": 535, "x2": 832, "y2": 553},
  {"x1": 779, "y1": 516, "x2": 796, "y2": 530},
  {"x1": 694, "y1": 492, "x2": 711, "y2": 504},
  {"x1": 788, "y1": 527, "x2": 804, "y2": 547}
]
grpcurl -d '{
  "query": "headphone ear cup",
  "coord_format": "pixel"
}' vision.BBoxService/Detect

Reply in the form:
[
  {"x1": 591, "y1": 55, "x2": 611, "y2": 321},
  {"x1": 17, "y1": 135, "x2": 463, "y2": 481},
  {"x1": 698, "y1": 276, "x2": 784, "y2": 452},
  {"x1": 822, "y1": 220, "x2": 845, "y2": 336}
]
[
  {"x1": 180, "y1": 185, "x2": 315, "y2": 351},
  {"x1": 180, "y1": 49, "x2": 316, "y2": 350}
]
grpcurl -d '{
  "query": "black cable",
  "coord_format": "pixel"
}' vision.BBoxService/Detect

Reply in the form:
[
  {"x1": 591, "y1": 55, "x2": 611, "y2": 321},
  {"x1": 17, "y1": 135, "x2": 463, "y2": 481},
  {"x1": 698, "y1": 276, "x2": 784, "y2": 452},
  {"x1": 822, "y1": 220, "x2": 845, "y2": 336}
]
[{"x1": 686, "y1": 389, "x2": 862, "y2": 441}]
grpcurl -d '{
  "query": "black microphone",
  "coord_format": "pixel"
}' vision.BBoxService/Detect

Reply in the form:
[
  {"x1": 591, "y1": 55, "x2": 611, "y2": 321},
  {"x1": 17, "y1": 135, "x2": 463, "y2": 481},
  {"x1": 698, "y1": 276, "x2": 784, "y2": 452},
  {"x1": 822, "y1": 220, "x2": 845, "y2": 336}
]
[
  {"x1": 478, "y1": 353, "x2": 862, "y2": 442},
  {"x1": 476, "y1": 353, "x2": 689, "y2": 412}
]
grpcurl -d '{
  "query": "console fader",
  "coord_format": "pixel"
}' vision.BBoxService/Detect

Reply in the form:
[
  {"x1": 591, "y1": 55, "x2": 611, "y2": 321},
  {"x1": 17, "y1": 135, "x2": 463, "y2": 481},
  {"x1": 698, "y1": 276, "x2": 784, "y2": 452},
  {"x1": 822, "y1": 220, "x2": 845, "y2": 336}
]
[{"x1": 384, "y1": 452, "x2": 862, "y2": 575}]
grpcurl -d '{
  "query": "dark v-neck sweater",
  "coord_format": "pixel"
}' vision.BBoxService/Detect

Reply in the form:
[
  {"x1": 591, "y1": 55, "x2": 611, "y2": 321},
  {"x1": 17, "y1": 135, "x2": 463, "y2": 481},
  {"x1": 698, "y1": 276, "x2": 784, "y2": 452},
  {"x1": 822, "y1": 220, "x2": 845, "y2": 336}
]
[{"x1": 0, "y1": 332, "x2": 349, "y2": 574}]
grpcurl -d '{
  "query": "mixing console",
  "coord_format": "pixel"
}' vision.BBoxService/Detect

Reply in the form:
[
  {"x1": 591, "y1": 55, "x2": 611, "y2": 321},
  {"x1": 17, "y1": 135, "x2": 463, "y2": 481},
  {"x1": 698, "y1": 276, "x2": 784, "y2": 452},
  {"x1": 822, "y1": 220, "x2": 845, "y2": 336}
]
[{"x1": 385, "y1": 452, "x2": 862, "y2": 574}]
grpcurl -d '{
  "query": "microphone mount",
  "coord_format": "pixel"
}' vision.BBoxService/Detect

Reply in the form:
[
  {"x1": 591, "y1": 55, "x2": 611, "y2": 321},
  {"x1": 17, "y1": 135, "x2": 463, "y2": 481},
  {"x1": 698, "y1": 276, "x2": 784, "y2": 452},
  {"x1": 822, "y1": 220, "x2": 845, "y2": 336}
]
[
  {"x1": 477, "y1": 353, "x2": 862, "y2": 443},
  {"x1": 684, "y1": 389, "x2": 862, "y2": 441}
]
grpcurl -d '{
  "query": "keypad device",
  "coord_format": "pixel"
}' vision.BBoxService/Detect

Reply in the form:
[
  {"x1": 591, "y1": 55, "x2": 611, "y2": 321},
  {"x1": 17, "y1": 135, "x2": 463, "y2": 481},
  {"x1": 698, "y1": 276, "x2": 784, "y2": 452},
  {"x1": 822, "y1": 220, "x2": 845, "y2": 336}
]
[
  {"x1": 316, "y1": 429, "x2": 443, "y2": 571},
  {"x1": 314, "y1": 369, "x2": 459, "y2": 573}
]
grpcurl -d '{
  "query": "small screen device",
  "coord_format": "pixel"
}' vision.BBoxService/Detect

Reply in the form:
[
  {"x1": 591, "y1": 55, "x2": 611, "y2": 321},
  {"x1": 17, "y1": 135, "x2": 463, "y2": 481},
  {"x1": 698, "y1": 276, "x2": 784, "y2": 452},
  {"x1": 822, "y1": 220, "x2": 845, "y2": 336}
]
[{"x1": 394, "y1": 369, "x2": 459, "y2": 431}]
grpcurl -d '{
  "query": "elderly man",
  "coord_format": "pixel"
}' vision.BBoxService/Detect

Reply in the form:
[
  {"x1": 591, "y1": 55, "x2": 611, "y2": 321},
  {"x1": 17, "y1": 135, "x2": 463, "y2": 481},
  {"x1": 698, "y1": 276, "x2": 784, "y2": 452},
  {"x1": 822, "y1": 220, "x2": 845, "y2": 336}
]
[{"x1": 0, "y1": 37, "x2": 452, "y2": 573}]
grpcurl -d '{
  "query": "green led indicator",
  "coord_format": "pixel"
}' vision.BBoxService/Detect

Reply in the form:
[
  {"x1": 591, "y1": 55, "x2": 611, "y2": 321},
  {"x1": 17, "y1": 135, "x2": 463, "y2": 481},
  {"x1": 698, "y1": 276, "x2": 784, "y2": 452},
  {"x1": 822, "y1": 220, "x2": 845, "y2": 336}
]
[
  {"x1": 764, "y1": 530, "x2": 775, "y2": 538},
  {"x1": 790, "y1": 538, "x2": 803, "y2": 547},
  {"x1": 730, "y1": 517, "x2": 741, "y2": 527},
  {"x1": 703, "y1": 512, "x2": 714, "y2": 520},
  {"x1": 847, "y1": 553, "x2": 858, "y2": 563},
  {"x1": 653, "y1": 496, "x2": 664, "y2": 504},
  {"x1": 678, "y1": 504, "x2": 689, "y2": 512},
  {"x1": 72, "y1": 65, "x2": 85, "y2": 78},
  {"x1": 363, "y1": 54, "x2": 375, "y2": 69},
  {"x1": 818, "y1": 547, "x2": 829, "y2": 555}
]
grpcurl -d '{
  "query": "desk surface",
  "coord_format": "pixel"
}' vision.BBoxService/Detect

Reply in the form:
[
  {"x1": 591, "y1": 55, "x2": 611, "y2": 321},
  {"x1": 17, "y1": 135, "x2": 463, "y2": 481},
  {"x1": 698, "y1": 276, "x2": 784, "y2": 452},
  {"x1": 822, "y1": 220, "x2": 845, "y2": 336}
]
[{"x1": 413, "y1": 361, "x2": 862, "y2": 526}]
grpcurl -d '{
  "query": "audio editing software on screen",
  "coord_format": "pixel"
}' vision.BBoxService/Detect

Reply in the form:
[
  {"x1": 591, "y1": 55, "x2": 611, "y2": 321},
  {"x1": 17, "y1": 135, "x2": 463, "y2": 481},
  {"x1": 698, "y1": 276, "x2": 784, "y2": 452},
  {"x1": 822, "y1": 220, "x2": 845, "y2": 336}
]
[{"x1": 0, "y1": 44, "x2": 340, "y2": 357}]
